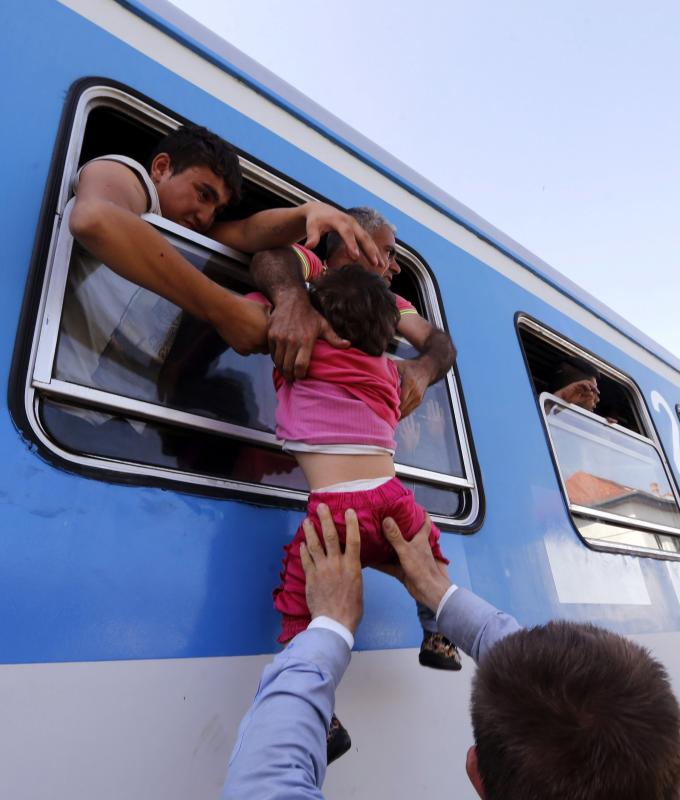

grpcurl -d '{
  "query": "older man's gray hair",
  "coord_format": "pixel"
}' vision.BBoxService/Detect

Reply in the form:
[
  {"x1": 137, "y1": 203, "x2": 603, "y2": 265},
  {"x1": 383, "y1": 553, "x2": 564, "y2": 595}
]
[{"x1": 326, "y1": 206, "x2": 396, "y2": 259}]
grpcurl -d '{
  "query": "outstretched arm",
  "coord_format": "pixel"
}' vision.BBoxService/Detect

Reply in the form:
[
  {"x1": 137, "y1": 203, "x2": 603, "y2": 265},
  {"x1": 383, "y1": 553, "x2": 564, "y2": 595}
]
[
  {"x1": 396, "y1": 313, "x2": 456, "y2": 417},
  {"x1": 222, "y1": 506, "x2": 362, "y2": 799},
  {"x1": 382, "y1": 516, "x2": 520, "y2": 663},
  {"x1": 70, "y1": 161, "x2": 268, "y2": 353},
  {"x1": 221, "y1": 627, "x2": 348, "y2": 800},
  {"x1": 210, "y1": 201, "x2": 385, "y2": 266},
  {"x1": 249, "y1": 248, "x2": 349, "y2": 380}
]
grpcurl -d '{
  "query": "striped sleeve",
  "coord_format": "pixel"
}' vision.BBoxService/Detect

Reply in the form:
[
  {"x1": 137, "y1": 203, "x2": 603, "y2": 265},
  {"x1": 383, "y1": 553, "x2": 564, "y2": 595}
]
[
  {"x1": 292, "y1": 244, "x2": 325, "y2": 280},
  {"x1": 395, "y1": 293, "x2": 418, "y2": 317}
]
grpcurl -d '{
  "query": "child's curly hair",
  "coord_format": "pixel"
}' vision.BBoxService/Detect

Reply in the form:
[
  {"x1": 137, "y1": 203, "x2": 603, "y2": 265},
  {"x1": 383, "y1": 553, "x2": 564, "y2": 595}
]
[{"x1": 309, "y1": 265, "x2": 400, "y2": 356}]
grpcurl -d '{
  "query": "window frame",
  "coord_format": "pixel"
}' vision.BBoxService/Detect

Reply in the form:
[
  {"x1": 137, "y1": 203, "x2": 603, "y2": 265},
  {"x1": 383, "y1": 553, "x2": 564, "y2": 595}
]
[
  {"x1": 20, "y1": 81, "x2": 480, "y2": 527},
  {"x1": 518, "y1": 314, "x2": 680, "y2": 559}
]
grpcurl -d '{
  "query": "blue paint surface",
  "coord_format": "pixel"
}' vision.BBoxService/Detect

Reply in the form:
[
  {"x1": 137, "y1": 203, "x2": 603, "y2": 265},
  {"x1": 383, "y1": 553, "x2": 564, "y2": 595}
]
[{"x1": 1, "y1": 0, "x2": 679, "y2": 666}]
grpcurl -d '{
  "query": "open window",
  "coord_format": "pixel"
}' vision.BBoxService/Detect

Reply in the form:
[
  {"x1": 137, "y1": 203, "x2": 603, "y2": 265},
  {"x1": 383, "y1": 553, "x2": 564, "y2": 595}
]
[
  {"x1": 518, "y1": 316, "x2": 680, "y2": 556},
  {"x1": 18, "y1": 81, "x2": 479, "y2": 527}
]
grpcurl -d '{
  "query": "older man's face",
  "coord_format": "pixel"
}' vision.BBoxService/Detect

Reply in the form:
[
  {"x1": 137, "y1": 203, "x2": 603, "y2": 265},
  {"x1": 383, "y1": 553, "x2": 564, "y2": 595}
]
[{"x1": 328, "y1": 224, "x2": 401, "y2": 285}]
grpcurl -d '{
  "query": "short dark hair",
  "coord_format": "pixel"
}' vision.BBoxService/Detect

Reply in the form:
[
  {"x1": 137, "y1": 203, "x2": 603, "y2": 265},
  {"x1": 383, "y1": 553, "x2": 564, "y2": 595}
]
[
  {"x1": 310, "y1": 265, "x2": 400, "y2": 356},
  {"x1": 471, "y1": 621, "x2": 680, "y2": 799},
  {"x1": 149, "y1": 123, "x2": 242, "y2": 204},
  {"x1": 551, "y1": 356, "x2": 600, "y2": 393}
]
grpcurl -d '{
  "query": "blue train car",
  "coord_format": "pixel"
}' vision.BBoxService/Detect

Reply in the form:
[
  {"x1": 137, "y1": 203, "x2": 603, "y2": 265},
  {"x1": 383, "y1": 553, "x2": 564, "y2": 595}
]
[{"x1": 2, "y1": 1, "x2": 680, "y2": 797}]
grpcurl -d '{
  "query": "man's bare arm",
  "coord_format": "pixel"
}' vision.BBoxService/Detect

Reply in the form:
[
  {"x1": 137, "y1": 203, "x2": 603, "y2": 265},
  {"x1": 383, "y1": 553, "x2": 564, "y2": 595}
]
[
  {"x1": 210, "y1": 201, "x2": 385, "y2": 267},
  {"x1": 250, "y1": 248, "x2": 349, "y2": 381},
  {"x1": 396, "y1": 314, "x2": 456, "y2": 417},
  {"x1": 70, "y1": 161, "x2": 268, "y2": 353}
]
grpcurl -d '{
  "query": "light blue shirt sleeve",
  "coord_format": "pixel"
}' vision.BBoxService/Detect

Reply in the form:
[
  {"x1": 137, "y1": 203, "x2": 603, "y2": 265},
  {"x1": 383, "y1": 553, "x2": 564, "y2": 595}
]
[
  {"x1": 221, "y1": 627, "x2": 351, "y2": 800},
  {"x1": 436, "y1": 586, "x2": 522, "y2": 663}
]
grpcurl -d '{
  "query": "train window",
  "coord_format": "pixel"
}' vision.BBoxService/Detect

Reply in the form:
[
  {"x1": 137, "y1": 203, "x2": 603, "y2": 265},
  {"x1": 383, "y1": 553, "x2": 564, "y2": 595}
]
[
  {"x1": 21, "y1": 82, "x2": 479, "y2": 527},
  {"x1": 518, "y1": 317, "x2": 680, "y2": 556}
]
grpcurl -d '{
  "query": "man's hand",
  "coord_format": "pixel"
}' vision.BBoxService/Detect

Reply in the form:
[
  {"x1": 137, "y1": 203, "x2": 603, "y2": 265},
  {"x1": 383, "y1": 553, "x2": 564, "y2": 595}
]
[
  {"x1": 302, "y1": 202, "x2": 385, "y2": 271},
  {"x1": 382, "y1": 515, "x2": 451, "y2": 612},
  {"x1": 249, "y1": 247, "x2": 350, "y2": 380},
  {"x1": 300, "y1": 504, "x2": 363, "y2": 635},
  {"x1": 395, "y1": 320, "x2": 455, "y2": 416},
  {"x1": 554, "y1": 378, "x2": 600, "y2": 412},
  {"x1": 397, "y1": 359, "x2": 432, "y2": 417},
  {"x1": 267, "y1": 296, "x2": 350, "y2": 381},
  {"x1": 209, "y1": 293, "x2": 270, "y2": 354}
]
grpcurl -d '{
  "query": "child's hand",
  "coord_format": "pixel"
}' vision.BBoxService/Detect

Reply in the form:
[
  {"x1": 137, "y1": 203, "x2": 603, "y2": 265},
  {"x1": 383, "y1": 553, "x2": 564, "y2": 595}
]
[
  {"x1": 425, "y1": 398, "x2": 446, "y2": 439},
  {"x1": 300, "y1": 504, "x2": 364, "y2": 635},
  {"x1": 398, "y1": 413, "x2": 421, "y2": 455}
]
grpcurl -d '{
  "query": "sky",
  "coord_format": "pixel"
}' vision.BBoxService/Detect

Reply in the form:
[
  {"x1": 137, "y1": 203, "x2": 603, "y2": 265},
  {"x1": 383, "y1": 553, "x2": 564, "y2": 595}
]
[{"x1": 171, "y1": 0, "x2": 680, "y2": 358}]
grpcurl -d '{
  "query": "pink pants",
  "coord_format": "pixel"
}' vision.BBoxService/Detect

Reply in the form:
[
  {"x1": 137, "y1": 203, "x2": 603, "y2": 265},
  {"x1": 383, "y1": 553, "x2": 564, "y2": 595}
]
[{"x1": 273, "y1": 476, "x2": 448, "y2": 643}]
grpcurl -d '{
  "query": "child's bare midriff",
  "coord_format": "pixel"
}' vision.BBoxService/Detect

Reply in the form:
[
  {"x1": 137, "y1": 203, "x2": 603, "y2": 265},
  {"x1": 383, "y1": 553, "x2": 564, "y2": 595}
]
[{"x1": 295, "y1": 452, "x2": 395, "y2": 491}]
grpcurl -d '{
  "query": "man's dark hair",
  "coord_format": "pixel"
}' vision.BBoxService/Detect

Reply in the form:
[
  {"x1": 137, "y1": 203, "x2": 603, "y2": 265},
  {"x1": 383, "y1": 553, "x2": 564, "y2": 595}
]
[
  {"x1": 149, "y1": 123, "x2": 242, "y2": 204},
  {"x1": 471, "y1": 621, "x2": 680, "y2": 799},
  {"x1": 310, "y1": 265, "x2": 399, "y2": 356},
  {"x1": 551, "y1": 356, "x2": 600, "y2": 393}
]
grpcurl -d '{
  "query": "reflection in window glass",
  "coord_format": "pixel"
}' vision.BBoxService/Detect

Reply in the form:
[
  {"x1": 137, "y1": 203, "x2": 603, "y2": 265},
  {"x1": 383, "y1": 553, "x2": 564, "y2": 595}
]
[
  {"x1": 573, "y1": 518, "x2": 680, "y2": 553},
  {"x1": 41, "y1": 396, "x2": 305, "y2": 490},
  {"x1": 23, "y1": 88, "x2": 478, "y2": 529},
  {"x1": 389, "y1": 339, "x2": 465, "y2": 479},
  {"x1": 54, "y1": 227, "x2": 252, "y2": 406},
  {"x1": 394, "y1": 380, "x2": 463, "y2": 477},
  {"x1": 544, "y1": 397, "x2": 680, "y2": 533},
  {"x1": 40, "y1": 397, "x2": 464, "y2": 515},
  {"x1": 53, "y1": 225, "x2": 468, "y2": 490}
]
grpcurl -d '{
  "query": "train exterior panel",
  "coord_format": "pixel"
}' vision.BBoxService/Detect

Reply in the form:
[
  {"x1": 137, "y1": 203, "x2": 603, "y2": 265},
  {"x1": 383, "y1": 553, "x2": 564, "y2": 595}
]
[{"x1": 2, "y1": 1, "x2": 680, "y2": 797}]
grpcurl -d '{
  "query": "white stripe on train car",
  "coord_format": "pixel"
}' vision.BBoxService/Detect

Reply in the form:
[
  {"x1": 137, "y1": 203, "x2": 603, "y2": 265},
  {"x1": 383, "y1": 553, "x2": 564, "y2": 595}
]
[
  {"x1": 0, "y1": 634, "x2": 678, "y2": 800},
  {"x1": 545, "y1": 532, "x2": 652, "y2": 606}
]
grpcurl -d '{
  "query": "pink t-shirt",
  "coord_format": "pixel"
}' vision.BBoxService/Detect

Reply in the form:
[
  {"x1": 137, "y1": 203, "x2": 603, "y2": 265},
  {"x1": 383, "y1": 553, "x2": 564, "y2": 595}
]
[
  {"x1": 247, "y1": 247, "x2": 410, "y2": 449},
  {"x1": 273, "y1": 340, "x2": 401, "y2": 449}
]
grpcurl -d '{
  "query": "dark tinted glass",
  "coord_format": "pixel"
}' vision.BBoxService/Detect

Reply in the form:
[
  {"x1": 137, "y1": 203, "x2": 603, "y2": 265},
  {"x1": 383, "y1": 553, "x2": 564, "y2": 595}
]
[
  {"x1": 49, "y1": 209, "x2": 469, "y2": 521},
  {"x1": 40, "y1": 398, "x2": 463, "y2": 517}
]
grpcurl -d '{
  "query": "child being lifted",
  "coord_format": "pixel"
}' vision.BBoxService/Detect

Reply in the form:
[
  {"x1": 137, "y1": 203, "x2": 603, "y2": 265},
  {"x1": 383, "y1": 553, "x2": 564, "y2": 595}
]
[{"x1": 252, "y1": 263, "x2": 460, "y2": 763}]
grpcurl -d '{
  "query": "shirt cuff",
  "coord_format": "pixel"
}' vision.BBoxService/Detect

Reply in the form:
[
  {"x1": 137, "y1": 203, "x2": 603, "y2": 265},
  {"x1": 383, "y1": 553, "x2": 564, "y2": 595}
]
[
  {"x1": 435, "y1": 584, "x2": 459, "y2": 621},
  {"x1": 308, "y1": 616, "x2": 354, "y2": 650}
]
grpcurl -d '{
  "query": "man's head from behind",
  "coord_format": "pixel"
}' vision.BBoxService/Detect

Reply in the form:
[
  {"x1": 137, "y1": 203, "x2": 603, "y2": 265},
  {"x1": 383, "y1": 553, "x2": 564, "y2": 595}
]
[
  {"x1": 468, "y1": 621, "x2": 680, "y2": 800},
  {"x1": 310, "y1": 264, "x2": 399, "y2": 356},
  {"x1": 148, "y1": 124, "x2": 242, "y2": 233}
]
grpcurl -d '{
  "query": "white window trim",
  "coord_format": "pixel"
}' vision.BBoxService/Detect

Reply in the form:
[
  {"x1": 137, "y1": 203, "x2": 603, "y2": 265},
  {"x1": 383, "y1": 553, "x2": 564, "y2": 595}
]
[
  {"x1": 24, "y1": 82, "x2": 479, "y2": 526},
  {"x1": 519, "y1": 316, "x2": 680, "y2": 558},
  {"x1": 542, "y1": 392, "x2": 680, "y2": 541}
]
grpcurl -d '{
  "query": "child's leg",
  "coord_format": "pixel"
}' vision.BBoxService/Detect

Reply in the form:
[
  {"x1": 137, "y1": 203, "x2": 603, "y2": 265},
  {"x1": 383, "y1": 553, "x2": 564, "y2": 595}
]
[
  {"x1": 272, "y1": 503, "x2": 354, "y2": 763},
  {"x1": 273, "y1": 518, "x2": 316, "y2": 643},
  {"x1": 406, "y1": 507, "x2": 462, "y2": 670},
  {"x1": 411, "y1": 514, "x2": 448, "y2": 635},
  {"x1": 378, "y1": 480, "x2": 461, "y2": 668},
  {"x1": 382, "y1": 480, "x2": 450, "y2": 566},
  {"x1": 273, "y1": 502, "x2": 351, "y2": 644},
  {"x1": 417, "y1": 601, "x2": 438, "y2": 633}
]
